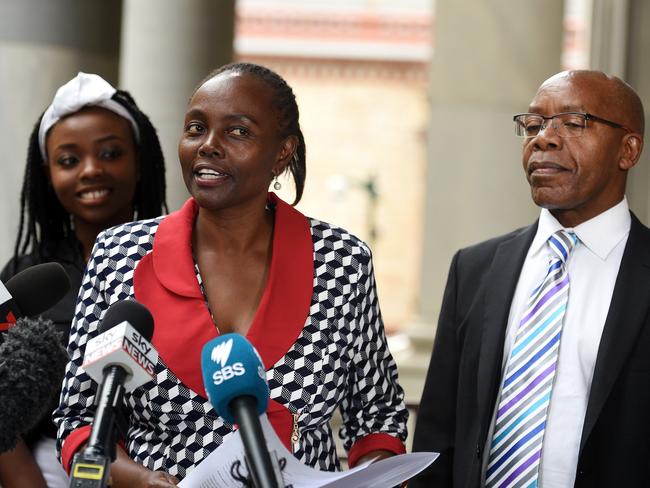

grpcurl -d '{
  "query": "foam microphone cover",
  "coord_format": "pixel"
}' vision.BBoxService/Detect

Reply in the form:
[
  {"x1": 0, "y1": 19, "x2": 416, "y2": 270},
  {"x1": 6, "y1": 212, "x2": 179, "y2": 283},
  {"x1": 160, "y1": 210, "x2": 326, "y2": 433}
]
[
  {"x1": 0, "y1": 317, "x2": 68, "y2": 453},
  {"x1": 5, "y1": 262, "x2": 71, "y2": 317},
  {"x1": 201, "y1": 333, "x2": 269, "y2": 425}
]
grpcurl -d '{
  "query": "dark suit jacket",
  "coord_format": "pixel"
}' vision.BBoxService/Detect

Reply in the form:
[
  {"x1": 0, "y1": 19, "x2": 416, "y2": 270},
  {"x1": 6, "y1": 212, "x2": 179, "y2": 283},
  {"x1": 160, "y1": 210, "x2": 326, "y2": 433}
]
[{"x1": 410, "y1": 213, "x2": 650, "y2": 488}]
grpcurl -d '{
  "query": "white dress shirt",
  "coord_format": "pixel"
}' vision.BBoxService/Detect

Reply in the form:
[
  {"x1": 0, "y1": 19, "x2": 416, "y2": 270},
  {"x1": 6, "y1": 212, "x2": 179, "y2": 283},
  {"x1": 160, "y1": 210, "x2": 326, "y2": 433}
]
[{"x1": 484, "y1": 197, "x2": 631, "y2": 487}]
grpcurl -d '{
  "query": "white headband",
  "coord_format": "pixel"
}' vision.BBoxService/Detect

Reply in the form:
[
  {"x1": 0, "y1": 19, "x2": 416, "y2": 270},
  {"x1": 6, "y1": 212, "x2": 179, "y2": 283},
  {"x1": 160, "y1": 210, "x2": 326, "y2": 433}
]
[{"x1": 38, "y1": 72, "x2": 140, "y2": 160}]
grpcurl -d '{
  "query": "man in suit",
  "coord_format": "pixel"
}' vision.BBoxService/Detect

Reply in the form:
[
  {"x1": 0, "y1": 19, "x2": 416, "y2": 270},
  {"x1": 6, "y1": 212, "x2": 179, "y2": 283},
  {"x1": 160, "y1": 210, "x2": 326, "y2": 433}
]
[{"x1": 410, "y1": 70, "x2": 648, "y2": 488}]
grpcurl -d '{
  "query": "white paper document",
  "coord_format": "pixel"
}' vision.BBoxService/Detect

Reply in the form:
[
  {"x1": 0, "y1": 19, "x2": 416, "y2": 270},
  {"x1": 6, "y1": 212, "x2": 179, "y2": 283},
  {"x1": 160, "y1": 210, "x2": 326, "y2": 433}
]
[{"x1": 178, "y1": 415, "x2": 438, "y2": 488}]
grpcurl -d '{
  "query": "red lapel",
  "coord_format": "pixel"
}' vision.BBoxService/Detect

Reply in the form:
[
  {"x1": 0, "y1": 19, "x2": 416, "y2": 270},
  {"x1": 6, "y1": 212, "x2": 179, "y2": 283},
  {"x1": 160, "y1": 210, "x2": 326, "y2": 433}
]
[{"x1": 134, "y1": 194, "x2": 313, "y2": 447}]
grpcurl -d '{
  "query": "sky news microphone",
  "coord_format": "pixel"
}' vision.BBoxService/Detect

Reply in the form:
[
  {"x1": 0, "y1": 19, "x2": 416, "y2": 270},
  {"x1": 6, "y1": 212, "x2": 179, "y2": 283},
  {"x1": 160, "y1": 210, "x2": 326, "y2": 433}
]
[
  {"x1": 201, "y1": 333, "x2": 282, "y2": 488},
  {"x1": 70, "y1": 300, "x2": 158, "y2": 487},
  {"x1": 0, "y1": 262, "x2": 71, "y2": 331},
  {"x1": 82, "y1": 299, "x2": 157, "y2": 453}
]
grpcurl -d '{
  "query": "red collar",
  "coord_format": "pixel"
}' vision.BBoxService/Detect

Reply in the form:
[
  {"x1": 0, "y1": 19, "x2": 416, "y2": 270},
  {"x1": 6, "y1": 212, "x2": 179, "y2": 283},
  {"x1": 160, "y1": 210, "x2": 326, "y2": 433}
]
[{"x1": 134, "y1": 193, "x2": 314, "y2": 397}]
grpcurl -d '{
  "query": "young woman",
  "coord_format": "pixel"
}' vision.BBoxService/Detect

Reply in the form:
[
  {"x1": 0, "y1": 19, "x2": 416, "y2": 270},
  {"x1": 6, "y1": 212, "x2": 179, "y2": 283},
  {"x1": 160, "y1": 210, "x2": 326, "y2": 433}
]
[
  {"x1": 0, "y1": 72, "x2": 167, "y2": 488},
  {"x1": 54, "y1": 63, "x2": 408, "y2": 487}
]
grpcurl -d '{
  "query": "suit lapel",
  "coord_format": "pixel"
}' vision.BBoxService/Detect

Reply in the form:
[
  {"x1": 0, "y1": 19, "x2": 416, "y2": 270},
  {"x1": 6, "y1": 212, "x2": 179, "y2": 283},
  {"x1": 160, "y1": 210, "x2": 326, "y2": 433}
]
[
  {"x1": 580, "y1": 214, "x2": 650, "y2": 452},
  {"x1": 476, "y1": 223, "x2": 537, "y2": 428}
]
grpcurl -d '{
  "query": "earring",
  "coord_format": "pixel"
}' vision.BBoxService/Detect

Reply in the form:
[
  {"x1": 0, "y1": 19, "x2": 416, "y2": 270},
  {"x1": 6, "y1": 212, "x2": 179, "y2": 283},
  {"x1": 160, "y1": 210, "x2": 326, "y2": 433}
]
[{"x1": 273, "y1": 177, "x2": 282, "y2": 191}]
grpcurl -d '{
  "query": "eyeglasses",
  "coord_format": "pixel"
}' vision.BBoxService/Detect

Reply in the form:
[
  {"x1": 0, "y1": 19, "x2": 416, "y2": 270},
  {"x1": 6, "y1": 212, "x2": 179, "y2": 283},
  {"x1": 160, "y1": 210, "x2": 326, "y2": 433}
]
[{"x1": 513, "y1": 112, "x2": 631, "y2": 138}]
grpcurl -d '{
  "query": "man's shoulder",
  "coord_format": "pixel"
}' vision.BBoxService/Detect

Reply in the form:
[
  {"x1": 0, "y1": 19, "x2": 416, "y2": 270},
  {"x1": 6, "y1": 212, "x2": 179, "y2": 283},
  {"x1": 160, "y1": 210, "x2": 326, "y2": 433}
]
[
  {"x1": 630, "y1": 212, "x2": 650, "y2": 239},
  {"x1": 457, "y1": 223, "x2": 536, "y2": 261}
]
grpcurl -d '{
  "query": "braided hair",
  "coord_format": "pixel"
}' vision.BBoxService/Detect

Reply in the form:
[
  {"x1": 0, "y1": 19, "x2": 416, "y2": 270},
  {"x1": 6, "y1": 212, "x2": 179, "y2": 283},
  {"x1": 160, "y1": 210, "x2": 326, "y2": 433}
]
[
  {"x1": 13, "y1": 89, "x2": 168, "y2": 268},
  {"x1": 197, "y1": 63, "x2": 306, "y2": 205}
]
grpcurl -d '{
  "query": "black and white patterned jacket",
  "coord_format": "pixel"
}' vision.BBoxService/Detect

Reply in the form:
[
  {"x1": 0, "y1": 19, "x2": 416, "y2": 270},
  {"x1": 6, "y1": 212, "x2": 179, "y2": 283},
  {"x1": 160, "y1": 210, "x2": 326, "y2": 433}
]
[{"x1": 54, "y1": 195, "x2": 408, "y2": 480}]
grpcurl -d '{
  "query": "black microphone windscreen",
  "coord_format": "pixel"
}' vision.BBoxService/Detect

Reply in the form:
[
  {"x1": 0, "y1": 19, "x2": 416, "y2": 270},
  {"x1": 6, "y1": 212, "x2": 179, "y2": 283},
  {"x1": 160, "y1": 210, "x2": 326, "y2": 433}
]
[
  {"x1": 99, "y1": 300, "x2": 154, "y2": 341},
  {"x1": 5, "y1": 263, "x2": 71, "y2": 317},
  {"x1": 0, "y1": 317, "x2": 68, "y2": 453}
]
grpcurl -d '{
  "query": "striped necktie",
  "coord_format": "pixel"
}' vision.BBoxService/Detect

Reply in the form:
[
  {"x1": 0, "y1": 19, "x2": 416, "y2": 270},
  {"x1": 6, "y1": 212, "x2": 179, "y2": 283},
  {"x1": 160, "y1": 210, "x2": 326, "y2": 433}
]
[{"x1": 485, "y1": 229, "x2": 578, "y2": 488}]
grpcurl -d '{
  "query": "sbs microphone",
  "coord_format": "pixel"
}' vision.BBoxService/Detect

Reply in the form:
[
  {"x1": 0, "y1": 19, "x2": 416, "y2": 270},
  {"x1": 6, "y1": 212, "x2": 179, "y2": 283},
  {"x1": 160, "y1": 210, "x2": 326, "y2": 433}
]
[
  {"x1": 0, "y1": 262, "x2": 71, "y2": 331},
  {"x1": 70, "y1": 300, "x2": 157, "y2": 488},
  {"x1": 201, "y1": 333, "x2": 282, "y2": 488},
  {"x1": 0, "y1": 316, "x2": 68, "y2": 453}
]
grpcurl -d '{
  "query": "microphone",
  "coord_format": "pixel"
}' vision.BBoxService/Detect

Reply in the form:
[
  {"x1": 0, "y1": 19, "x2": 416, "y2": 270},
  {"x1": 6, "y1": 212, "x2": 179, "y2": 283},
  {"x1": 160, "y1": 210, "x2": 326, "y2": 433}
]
[
  {"x1": 0, "y1": 316, "x2": 68, "y2": 453},
  {"x1": 69, "y1": 300, "x2": 158, "y2": 488},
  {"x1": 0, "y1": 262, "x2": 71, "y2": 452},
  {"x1": 81, "y1": 300, "x2": 157, "y2": 392},
  {"x1": 201, "y1": 333, "x2": 282, "y2": 488},
  {"x1": 0, "y1": 262, "x2": 71, "y2": 331}
]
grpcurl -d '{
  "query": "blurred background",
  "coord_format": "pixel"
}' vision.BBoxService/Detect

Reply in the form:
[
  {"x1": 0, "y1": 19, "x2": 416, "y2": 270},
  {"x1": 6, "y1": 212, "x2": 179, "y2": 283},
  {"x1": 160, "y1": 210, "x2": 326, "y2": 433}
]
[{"x1": 1, "y1": 0, "x2": 649, "y2": 411}]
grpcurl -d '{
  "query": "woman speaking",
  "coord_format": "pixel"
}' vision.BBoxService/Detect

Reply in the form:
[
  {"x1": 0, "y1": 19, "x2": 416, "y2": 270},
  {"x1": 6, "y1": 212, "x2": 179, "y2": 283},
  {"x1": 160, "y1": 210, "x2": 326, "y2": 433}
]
[{"x1": 55, "y1": 63, "x2": 408, "y2": 487}]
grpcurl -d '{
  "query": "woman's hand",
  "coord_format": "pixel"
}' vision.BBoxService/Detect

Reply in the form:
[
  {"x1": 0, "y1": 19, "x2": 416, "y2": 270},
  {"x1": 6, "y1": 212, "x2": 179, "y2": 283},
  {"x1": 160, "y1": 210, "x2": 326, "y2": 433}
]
[
  {"x1": 131, "y1": 470, "x2": 180, "y2": 487},
  {"x1": 109, "y1": 445, "x2": 179, "y2": 487}
]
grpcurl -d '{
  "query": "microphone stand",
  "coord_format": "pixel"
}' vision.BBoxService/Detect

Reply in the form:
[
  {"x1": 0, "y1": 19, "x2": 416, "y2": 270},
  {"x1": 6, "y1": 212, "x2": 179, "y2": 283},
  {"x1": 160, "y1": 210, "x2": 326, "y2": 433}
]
[
  {"x1": 232, "y1": 396, "x2": 284, "y2": 488},
  {"x1": 69, "y1": 367, "x2": 126, "y2": 488}
]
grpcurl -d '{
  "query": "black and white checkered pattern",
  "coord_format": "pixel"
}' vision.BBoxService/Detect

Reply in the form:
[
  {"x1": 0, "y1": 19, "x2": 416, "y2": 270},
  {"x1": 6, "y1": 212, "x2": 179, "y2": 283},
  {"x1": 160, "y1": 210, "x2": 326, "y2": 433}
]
[{"x1": 54, "y1": 215, "x2": 408, "y2": 480}]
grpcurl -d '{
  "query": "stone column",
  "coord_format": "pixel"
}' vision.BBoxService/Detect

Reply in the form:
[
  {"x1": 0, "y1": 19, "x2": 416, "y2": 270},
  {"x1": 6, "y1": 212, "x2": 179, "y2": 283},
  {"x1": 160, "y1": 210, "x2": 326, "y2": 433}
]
[
  {"x1": 613, "y1": 0, "x2": 650, "y2": 224},
  {"x1": 0, "y1": 0, "x2": 122, "y2": 264},
  {"x1": 395, "y1": 0, "x2": 565, "y2": 406},
  {"x1": 589, "y1": 0, "x2": 630, "y2": 78},
  {"x1": 119, "y1": 0, "x2": 235, "y2": 212}
]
